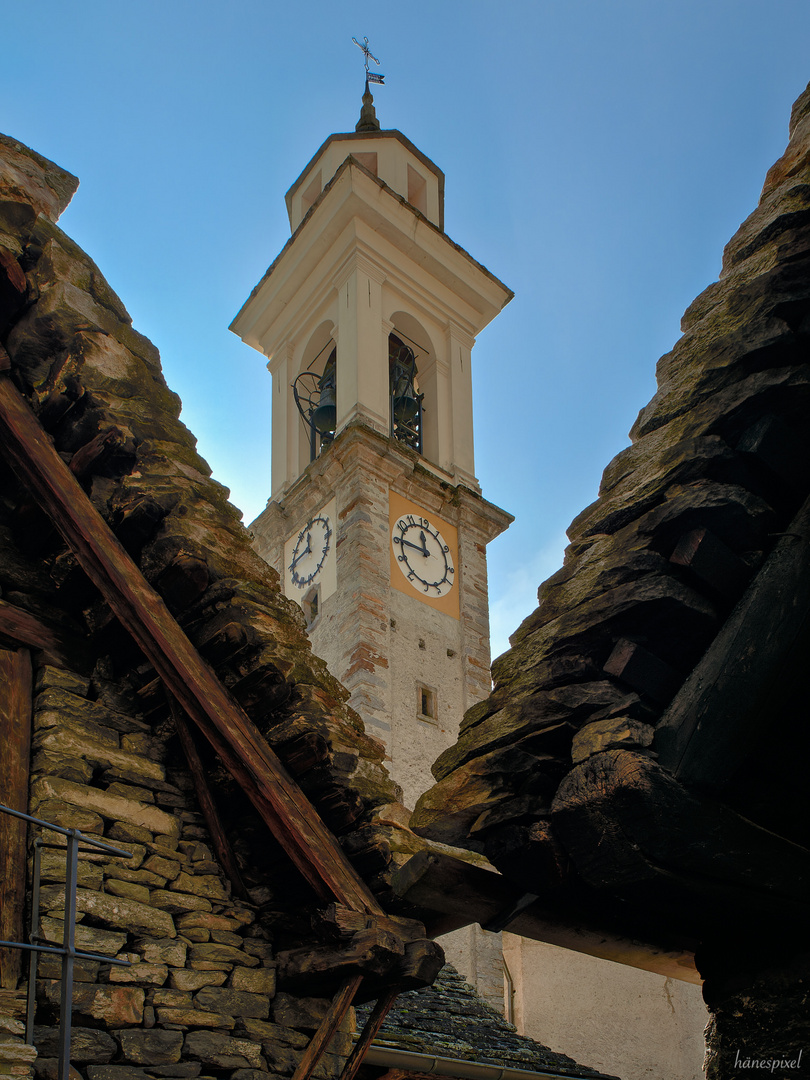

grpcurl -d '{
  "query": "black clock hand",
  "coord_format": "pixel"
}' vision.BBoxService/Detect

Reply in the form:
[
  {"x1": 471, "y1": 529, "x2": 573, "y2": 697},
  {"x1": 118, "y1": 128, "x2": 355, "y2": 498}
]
[
  {"x1": 290, "y1": 534, "x2": 312, "y2": 569},
  {"x1": 399, "y1": 536, "x2": 427, "y2": 554},
  {"x1": 418, "y1": 530, "x2": 429, "y2": 557}
]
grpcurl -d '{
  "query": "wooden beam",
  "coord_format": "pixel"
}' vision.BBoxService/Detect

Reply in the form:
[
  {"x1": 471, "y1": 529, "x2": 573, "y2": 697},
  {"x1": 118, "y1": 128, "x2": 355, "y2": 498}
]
[
  {"x1": 68, "y1": 427, "x2": 125, "y2": 480},
  {"x1": 392, "y1": 849, "x2": 700, "y2": 984},
  {"x1": 0, "y1": 648, "x2": 32, "y2": 988},
  {"x1": 669, "y1": 527, "x2": 750, "y2": 601},
  {"x1": 170, "y1": 699, "x2": 250, "y2": 902},
  {"x1": 655, "y1": 495, "x2": 810, "y2": 787},
  {"x1": 0, "y1": 599, "x2": 68, "y2": 664},
  {"x1": 277, "y1": 927, "x2": 404, "y2": 986},
  {"x1": 0, "y1": 356, "x2": 382, "y2": 917}
]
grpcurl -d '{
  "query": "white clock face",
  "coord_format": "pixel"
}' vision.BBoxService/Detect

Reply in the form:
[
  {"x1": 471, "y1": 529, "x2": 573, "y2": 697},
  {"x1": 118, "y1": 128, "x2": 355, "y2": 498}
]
[
  {"x1": 392, "y1": 514, "x2": 455, "y2": 597},
  {"x1": 289, "y1": 515, "x2": 332, "y2": 589}
]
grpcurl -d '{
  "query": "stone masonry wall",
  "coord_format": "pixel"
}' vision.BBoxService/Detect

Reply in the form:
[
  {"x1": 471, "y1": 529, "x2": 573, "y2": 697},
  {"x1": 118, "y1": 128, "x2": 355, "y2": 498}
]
[{"x1": 26, "y1": 662, "x2": 352, "y2": 1080}]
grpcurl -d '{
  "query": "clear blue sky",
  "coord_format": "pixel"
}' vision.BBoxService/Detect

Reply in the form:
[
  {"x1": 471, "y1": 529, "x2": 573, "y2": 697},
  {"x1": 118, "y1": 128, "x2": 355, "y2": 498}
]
[{"x1": 4, "y1": 2, "x2": 810, "y2": 660}]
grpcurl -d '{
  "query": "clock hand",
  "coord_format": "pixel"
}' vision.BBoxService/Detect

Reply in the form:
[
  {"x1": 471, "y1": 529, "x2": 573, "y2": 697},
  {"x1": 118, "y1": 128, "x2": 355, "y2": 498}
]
[
  {"x1": 418, "y1": 530, "x2": 429, "y2": 557},
  {"x1": 290, "y1": 534, "x2": 312, "y2": 570},
  {"x1": 399, "y1": 537, "x2": 428, "y2": 554}
]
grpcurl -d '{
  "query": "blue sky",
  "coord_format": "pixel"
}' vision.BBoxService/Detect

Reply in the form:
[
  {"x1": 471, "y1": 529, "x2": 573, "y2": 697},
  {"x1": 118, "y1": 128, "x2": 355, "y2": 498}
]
[{"x1": 4, "y1": 2, "x2": 810, "y2": 660}]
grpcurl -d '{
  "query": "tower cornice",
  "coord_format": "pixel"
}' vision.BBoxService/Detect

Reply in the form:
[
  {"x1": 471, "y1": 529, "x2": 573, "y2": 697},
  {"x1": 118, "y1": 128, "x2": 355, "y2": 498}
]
[{"x1": 231, "y1": 158, "x2": 512, "y2": 359}]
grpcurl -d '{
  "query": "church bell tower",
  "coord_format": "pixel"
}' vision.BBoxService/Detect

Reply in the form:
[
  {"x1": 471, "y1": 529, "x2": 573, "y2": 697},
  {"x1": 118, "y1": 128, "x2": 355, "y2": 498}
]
[{"x1": 230, "y1": 81, "x2": 513, "y2": 812}]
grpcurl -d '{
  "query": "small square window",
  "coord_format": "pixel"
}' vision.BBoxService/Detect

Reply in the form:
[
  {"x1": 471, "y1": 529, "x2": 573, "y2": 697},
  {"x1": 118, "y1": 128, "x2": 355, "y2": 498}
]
[
  {"x1": 302, "y1": 585, "x2": 320, "y2": 629},
  {"x1": 418, "y1": 684, "x2": 437, "y2": 721}
]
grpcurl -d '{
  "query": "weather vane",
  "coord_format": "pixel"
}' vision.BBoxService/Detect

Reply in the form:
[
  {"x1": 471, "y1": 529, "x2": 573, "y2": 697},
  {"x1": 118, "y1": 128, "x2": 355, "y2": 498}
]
[{"x1": 352, "y1": 36, "x2": 385, "y2": 85}]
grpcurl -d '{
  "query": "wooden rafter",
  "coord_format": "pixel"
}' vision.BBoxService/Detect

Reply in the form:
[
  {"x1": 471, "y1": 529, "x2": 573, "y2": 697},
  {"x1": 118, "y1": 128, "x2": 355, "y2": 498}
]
[
  {"x1": 340, "y1": 989, "x2": 400, "y2": 1080},
  {"x1": 291, "y1": 975, "x2": 364, "y2": 1080},
  {"x1": 169, "y1": 698, "x2": 251, "y2": 902}
]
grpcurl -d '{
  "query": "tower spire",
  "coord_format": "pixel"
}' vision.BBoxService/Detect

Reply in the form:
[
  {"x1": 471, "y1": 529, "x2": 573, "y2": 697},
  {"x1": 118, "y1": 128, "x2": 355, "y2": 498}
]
[{"x1": 356, "y1": 80, "x2": 380, "y2": 132}]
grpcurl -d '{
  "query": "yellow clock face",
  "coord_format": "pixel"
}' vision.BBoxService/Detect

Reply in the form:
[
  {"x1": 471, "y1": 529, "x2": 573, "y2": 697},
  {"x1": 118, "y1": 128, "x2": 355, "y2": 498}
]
[
  {"x1": 388, "y1": 492, "x2": 459, "y2": 618},
  {"x1": 392, "y1": 515, "x2": 455, "y2": 597}
]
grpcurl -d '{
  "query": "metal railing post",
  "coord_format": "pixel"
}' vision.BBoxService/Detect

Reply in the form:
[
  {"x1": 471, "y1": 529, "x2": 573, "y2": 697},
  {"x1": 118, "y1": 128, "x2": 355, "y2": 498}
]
[
  {"x1": 57, "y1": 831, "x2": 80, "y2": 1080},
  {"x1": 0, "y1": 804, "x2": 133, "y2": 1078},
  {"x1": 24, "y1": 840, "x2": 43, "y2": 1044}
]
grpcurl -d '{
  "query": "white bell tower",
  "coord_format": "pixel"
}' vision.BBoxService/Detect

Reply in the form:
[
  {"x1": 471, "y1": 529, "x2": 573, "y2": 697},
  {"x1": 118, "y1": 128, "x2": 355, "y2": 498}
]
[{"x1": 231, "y1": 85, "x2": 511, "y2": 898}]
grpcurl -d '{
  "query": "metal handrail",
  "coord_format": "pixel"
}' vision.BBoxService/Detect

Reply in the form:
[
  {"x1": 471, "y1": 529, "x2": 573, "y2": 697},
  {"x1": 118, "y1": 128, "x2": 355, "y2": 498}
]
[{"x1": 0, "y1": 803, "x2": 132, "y2": 1080}]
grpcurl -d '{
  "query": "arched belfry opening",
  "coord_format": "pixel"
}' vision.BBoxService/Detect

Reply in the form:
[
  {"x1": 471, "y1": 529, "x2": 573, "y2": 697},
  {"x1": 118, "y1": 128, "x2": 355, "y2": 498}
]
[
  {"x1": 389, "y1": 333, "x2": 422, "y2": 453},
  {"x1": 388, "y1": 313, "x2": 437, "y2": 463},
  {"x1": 292, "y1": 323, "x2": 337, "y2": 465}
]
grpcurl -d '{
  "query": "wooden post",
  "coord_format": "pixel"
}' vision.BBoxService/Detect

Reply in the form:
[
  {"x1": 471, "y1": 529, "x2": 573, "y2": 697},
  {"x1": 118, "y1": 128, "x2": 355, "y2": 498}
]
[
  {"x1": 339, "y1": 989, "x2": 400, "y2": 1080},
  {"x1": 290, "y1": 975, "x2": 364, "y2": 1080},
  {"x1": 0, "y1": 648, "x2": 32, "y2": 988}
]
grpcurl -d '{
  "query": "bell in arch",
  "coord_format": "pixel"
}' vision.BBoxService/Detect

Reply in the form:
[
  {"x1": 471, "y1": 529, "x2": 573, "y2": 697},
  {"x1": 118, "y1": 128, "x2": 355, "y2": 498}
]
[
  {"x1": 389, "y1": 337, "x2": 419, "y2": 423},
  {"x1": 311, "y1": 349, "x2": 337, "y2": 434}
]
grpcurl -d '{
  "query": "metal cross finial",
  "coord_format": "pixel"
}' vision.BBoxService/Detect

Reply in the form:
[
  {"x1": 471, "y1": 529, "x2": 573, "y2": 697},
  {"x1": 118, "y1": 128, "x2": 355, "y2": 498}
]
[
  {"x1": 352, "y1": 36, "x2": 385, "y2": 84},
  {"x1": 353, "y1": 36, "x2": 380, "y2": 73}
]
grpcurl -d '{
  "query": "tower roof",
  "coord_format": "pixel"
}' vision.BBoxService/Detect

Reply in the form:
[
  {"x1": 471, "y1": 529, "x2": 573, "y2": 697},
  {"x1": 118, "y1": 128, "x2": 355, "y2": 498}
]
[{"x1": 284, "y1": 126, "x2": 446, "y2": 231}]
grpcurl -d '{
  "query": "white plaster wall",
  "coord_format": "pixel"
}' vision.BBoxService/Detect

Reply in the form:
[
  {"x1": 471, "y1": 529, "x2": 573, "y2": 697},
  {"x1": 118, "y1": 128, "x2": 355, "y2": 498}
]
[{"x1": 503, "y1": 936, "x2": 707, "y2": 1080}]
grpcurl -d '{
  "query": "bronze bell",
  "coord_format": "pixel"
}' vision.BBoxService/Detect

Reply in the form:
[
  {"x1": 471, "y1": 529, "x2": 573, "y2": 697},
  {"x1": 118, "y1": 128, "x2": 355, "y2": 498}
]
[
  {"x1": 391, "y1": 343, "x2": 419, "y2": 423},
  {"x1": 312, "y1": 381, "x2": 336, "y2": 433},
  {"x1": 312, "y1": 353, "x2": 337, "y2": 433},
  {"x1": 392, "y1": 384, "x2": 419, "y2": 423}
]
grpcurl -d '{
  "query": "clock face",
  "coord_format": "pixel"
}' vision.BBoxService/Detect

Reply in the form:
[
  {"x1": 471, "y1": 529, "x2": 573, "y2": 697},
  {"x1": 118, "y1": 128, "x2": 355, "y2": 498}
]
[
  {"x1": 392, "y1": 514, "x2": 455, "y2": 597},
  {"x1": 289, "y1": 515, "x2": 332, "y2": 589}
]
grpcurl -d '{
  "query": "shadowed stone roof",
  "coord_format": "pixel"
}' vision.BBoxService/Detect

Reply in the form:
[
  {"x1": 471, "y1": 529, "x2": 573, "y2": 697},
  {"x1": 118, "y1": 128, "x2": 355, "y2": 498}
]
[{"x1": 357, "y1": 966, "x2": 619, "y2": 1080}]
